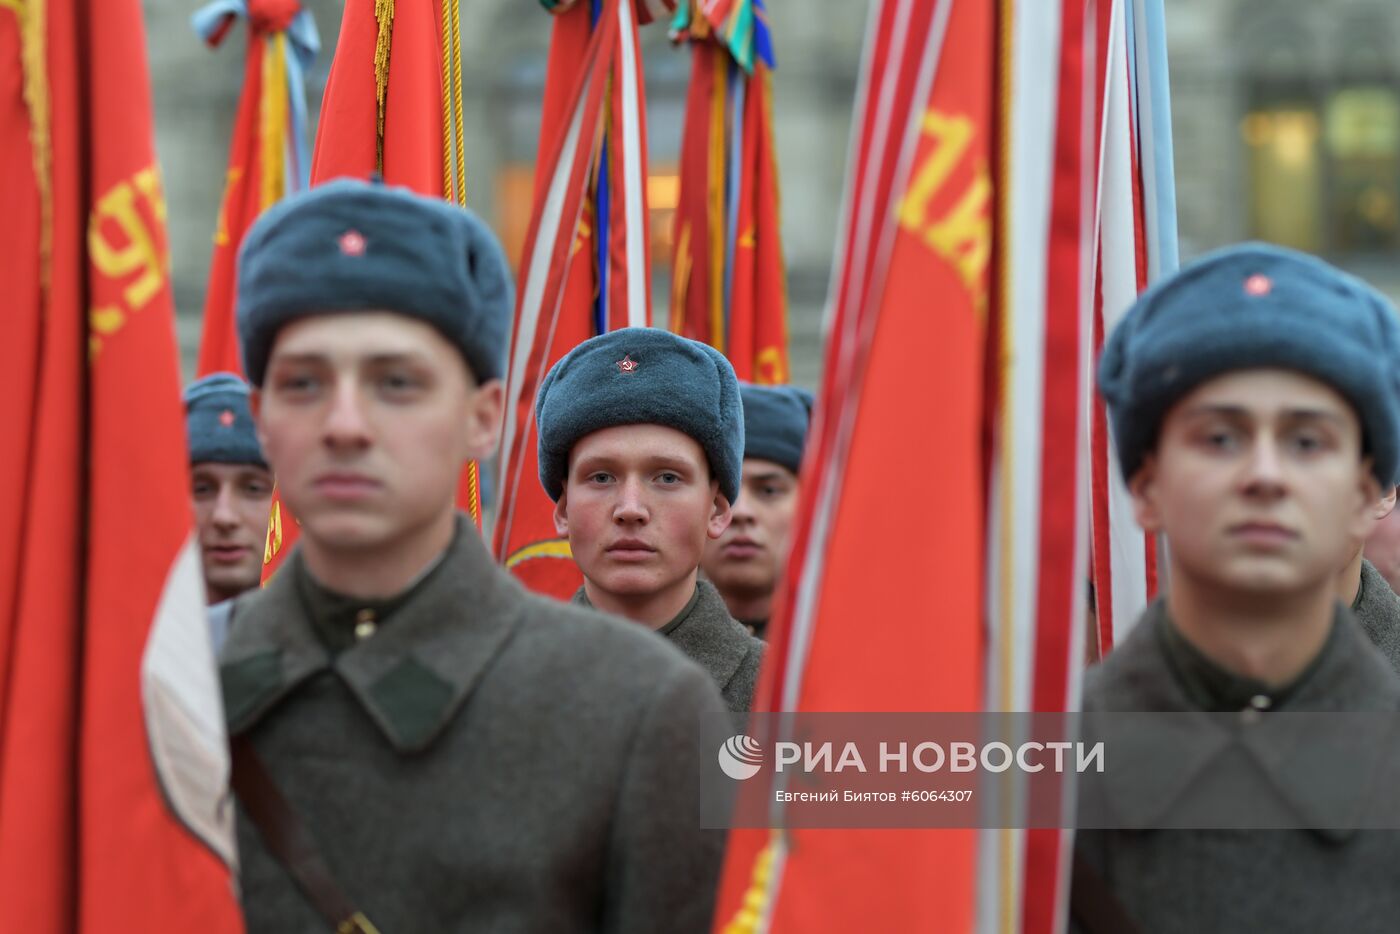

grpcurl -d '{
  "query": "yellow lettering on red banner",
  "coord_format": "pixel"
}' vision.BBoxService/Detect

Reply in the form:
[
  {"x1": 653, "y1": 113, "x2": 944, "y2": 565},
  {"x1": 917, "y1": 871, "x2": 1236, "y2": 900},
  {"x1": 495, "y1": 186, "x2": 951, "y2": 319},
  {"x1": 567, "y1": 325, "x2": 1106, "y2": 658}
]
[
  {"x1": 90, "y1": 178, "x2": 164, "y2": 309},
  {"x1": 213, "y1": 166, "x2": 244, "y2": 247},
  {"x1": 573, "y1": 214, "x2": 592, "y2": 257},
  {"x1": 87, "y1": 165, "x2": 170, "y2": 359},
  {"x1": 754, "y1": 346, "x2": 786, "y2": 385},
  {"x1": 898, "y1": 110, "x2": 991, "y2": 308}
]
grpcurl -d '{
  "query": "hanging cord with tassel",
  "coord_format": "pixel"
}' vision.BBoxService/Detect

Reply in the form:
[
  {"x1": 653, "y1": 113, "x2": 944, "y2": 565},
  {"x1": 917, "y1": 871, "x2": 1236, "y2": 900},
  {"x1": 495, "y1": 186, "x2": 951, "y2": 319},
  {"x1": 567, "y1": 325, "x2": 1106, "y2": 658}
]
[
  {"x1": 373, "y1": 0, "x2": 394, "y2": 170},
  {"x1": 439, "y1": 0, "x2": 479, "y2": 521}
]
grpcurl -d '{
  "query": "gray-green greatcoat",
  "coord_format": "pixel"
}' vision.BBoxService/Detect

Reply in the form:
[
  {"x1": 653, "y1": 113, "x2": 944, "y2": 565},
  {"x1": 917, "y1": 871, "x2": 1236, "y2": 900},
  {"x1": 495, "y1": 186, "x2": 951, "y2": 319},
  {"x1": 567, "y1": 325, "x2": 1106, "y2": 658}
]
[
  {"x1": 1073, "y1": 599, "x2": 1400, "y2": 934},
  {"x1": 221, "y1": 519, "x2": 729, "y2": 933},
  {"x1": 1352, "y1": 558, "x2": 1400, "y2": 675},
  {"x1": 575, "y1": 580, "x2": 764, "y2": 713}
]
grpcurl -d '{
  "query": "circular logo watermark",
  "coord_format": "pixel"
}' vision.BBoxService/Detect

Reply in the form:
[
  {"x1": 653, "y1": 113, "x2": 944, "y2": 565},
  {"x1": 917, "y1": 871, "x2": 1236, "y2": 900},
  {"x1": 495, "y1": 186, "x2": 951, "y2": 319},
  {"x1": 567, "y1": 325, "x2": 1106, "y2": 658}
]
[{"x1": 718, "y1": 734, "x2": 764, "y2": 780}]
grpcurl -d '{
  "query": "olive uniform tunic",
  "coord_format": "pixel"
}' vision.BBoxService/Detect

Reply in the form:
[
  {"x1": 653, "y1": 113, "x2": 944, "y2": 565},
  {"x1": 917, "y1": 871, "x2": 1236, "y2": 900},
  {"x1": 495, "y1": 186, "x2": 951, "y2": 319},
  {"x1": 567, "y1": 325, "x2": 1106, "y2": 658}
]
[
  {"x1": 1073, "y1": 599, "x2": 1400, "y2": 934},
  {"x1": 575, "y1": 579, "x2": 764, "y2": 713},
  {"x1": 222, "y1": 519, "x2": 728, "y2": 933}
]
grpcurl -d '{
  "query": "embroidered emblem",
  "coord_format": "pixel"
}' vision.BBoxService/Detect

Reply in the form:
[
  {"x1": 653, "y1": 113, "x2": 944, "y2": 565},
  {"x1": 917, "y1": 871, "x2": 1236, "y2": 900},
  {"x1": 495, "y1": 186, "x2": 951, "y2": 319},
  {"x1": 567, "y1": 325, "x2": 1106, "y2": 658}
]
[
  {"x1": 1244, "y1": 273, "x2": 1271, "y2": 297},
  {"x1": 337, "y1": 229, "x2": 367, "y2": 257},
  {"x1": 616, "y1": 354, "x2": 639, "y2": 373},
  {"x1": 219, "y1": 409, "x2": 236, "y2": 428}
]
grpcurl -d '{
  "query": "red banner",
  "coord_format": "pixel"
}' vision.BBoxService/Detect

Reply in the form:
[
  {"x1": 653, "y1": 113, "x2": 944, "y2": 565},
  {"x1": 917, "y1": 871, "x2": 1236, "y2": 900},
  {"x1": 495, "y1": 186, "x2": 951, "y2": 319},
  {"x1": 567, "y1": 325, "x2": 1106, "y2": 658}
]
[
  {"x1": 195, "y1": 0, "x2": 313, "y2": 377},
  {"x1": 712, "y1": 1, "x2": 991, "y2": 929},
  {"x1": 670, "y1": 0, "x2": 788, "y2": 384},
  {"x1": 493, "y1": 0, "x2": 655, "y2": 599},
  {"x1": 0, "y1": 1, "x2": 243, "y2": 929}
]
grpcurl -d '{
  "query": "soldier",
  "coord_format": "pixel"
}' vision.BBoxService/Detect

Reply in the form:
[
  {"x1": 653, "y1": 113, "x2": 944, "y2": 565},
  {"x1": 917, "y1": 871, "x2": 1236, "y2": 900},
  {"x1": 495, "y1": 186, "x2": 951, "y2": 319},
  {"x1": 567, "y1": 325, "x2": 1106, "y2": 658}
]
[
  {"x1": 536, "y1": 328, "x2": 765, "y2": 712},
  {"x1": 701, "y1": 383, "x2": 812, "y2": 639},
  {"x1": 222, "y1": 179, "x2": 727, "y2": 933},
  {"x1": 1073, "y1": 243, "x2": 1400, "y2": 933},
  {"x1": 185, "y1": 373, "x2": 272, "y2": 608},
  {"x1": 1338, "y1": 486, "x2": 1400, "y2": 672}
]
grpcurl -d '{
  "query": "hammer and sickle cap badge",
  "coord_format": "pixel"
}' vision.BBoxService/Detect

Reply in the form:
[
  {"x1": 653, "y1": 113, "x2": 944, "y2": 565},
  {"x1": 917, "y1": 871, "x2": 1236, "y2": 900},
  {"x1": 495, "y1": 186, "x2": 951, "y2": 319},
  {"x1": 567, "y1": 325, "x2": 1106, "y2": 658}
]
[{"x1": 616, "y1": 354, "x2": 639, "y2": 373}]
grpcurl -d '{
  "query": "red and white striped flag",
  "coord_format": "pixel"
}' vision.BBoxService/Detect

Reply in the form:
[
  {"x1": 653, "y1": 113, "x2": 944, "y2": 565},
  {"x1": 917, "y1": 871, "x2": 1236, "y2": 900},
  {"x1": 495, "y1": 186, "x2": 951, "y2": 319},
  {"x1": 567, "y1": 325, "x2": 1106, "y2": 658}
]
[
  {"x1": 1089, "y1": 0, "x2": 1178, "y2": 655},
  {"x1": 710, "y1": 1, "x2": 1178, "y2": 931},
  {"x1": 493, "y1": 0, "x2": 656, "y2": 599}
]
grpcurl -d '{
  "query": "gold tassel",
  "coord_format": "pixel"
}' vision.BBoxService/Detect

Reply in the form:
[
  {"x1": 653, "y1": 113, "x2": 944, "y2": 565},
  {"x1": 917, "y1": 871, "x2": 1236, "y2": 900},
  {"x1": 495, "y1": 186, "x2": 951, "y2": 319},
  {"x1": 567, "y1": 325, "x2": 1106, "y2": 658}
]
[{"x1": 373, "y1": 0, "x2": 395, "y2": 172}]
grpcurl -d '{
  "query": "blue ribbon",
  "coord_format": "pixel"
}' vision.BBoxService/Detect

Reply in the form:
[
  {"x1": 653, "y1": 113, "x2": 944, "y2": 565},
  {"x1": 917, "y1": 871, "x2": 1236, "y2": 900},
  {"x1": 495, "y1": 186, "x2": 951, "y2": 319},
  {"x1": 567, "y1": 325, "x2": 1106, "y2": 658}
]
[{"x1": 190, "y1": 1, "x2": 320, "y2": 192}]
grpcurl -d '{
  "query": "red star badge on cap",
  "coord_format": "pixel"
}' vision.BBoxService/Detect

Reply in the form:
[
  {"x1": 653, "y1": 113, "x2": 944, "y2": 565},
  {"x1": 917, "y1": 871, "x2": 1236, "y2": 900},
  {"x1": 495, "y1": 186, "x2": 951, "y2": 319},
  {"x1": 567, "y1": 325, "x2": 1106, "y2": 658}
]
[
  {"x1": 219, "y1": 409, "x2": 235, "y2": 428},
  {"x1": 338, "y1": 229, "x2": 367, "y2": 257},
  {"x1": 1244, "y1": 273, "x2": 1272, "y2": 297},
  {"x1": 616, "y1": 354, "x2": 639, "y2": 373}
]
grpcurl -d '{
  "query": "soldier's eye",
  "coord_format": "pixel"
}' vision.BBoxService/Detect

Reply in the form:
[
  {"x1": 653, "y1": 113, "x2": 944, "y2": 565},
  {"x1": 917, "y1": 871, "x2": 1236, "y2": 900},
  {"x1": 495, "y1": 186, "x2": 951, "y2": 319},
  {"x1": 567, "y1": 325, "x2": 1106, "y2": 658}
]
[
  {"x1": 379, "y1": 371, "x2": 422, "y2": 393},
  {"x1": 275, "y1": 372, "x2": 320, "y2": 394}
]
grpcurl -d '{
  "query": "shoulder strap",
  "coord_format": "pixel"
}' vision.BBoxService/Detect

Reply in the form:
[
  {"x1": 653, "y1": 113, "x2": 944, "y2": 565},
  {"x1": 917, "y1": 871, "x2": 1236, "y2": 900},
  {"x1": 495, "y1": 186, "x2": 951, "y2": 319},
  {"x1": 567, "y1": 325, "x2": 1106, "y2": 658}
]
[
  {"x1": 1069, "y1": 848, "x2": 1143, "y2": 934},
  {"x1": 230, "y1": 736, "x2": 382, "y2": 934}
]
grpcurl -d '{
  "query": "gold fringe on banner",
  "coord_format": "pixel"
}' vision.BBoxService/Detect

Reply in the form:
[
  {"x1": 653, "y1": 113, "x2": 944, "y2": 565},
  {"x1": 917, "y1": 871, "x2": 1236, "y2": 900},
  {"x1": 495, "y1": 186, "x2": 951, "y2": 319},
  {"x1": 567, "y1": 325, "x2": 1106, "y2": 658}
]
[{"x1": 6, "y1": 0, "x2": 52, "y2": 295}]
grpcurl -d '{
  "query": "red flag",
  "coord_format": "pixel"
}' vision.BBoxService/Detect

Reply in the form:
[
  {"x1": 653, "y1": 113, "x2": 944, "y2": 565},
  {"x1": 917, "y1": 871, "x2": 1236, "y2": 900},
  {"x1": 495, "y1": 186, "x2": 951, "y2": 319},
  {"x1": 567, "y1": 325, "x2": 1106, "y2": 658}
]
[
  {"x1": 670, "y1": 0, "x2": 789, "y2": 384},
  {"x1": 263, "y1": 0, "x2": 480, "y2": 582},
  {"x1": 194, "y1": 0, "x2": 318, "y2": 378},
  {"x1": 493, "y1": 0, "x2": 655, "y2": 599},
  {"x1": 0, "y1": 1, "x2": 243, "y2": 929},
  {"x1": 712, "y1": 1, "x2": 991, "y2": 929}
]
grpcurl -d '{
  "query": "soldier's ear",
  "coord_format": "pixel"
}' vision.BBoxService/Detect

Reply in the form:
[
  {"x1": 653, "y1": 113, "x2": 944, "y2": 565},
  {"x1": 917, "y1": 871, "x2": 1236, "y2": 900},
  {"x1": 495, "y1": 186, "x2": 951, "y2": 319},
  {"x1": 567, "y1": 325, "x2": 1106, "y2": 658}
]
[
  {"x1": 1128, "y1": 455, "x2": 1162, "y2": 534},
  {"x1": 1374, "y1": 482, "x2": 1397, "y2": 521},
  {"x1": 553, "y1": 490, "x2": 570, "y2": 537},
  {"x1": 1351, "y1": 460, "x2": 1384, "y2": 542},
  {"x1": 707, "y1": 488, "x2": 732, "y2": 540},
  {"x1": 463, "y1": 378, "x2": 505, "y2": 462}
]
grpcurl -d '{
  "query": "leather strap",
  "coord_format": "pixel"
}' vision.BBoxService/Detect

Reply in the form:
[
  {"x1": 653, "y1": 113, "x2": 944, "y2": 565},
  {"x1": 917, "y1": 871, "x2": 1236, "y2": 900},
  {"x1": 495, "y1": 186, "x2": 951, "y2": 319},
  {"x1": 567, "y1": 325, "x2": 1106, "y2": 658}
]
[
  {"x1": 231, "y1": 735, "x2": 382, "y2": 934},
  {"x1": 1069, "y1": 848, "x2": 1143, "y2": 934}
]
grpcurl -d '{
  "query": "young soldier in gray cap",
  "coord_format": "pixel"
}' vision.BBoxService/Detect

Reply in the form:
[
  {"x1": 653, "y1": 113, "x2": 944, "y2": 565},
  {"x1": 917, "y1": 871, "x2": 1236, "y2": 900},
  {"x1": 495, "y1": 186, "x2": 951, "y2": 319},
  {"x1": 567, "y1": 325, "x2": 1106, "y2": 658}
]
[
  {"x1": 184, "y1": 372, "x2": 272, "y2": 607},
  {"x1": 536, "y1": 327, "x2": 765, "y2": 712},
  {"x1": 1073, "y1": 243, "x2": 1400, "y2": 933},
  {"x1": 701, "y1": 383, "x2": 812, "y2": 638},
  {"x1": 223, "y1": 179, "x2": 727, "y2": 933}
]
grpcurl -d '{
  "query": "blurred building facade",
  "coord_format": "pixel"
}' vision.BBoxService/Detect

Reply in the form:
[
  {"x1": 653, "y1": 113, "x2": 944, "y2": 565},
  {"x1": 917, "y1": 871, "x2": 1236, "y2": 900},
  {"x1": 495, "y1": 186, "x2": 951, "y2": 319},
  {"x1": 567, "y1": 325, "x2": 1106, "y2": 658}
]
[{"x1": 1168, "y1": 0, "x2": 1400, "y2": 295}]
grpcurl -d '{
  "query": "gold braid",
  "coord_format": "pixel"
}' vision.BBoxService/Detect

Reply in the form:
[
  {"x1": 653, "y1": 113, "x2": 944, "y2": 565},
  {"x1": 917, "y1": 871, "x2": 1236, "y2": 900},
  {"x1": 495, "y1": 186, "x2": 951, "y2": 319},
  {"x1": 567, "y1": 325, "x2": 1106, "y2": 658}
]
[{"x1": 373, "y1": 0, "x2": 395, "y2": 171}]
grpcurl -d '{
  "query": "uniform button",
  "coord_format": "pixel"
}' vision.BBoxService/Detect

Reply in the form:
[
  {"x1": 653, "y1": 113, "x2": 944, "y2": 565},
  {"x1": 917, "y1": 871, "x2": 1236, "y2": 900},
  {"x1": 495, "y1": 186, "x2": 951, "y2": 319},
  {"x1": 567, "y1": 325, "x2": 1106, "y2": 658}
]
[
  {"x1": 354, "y1": 608, "x2": 377, "y2": 641},
  {"x1": 1250, "y1": 694, "x2": 1271, "y2": 711}
]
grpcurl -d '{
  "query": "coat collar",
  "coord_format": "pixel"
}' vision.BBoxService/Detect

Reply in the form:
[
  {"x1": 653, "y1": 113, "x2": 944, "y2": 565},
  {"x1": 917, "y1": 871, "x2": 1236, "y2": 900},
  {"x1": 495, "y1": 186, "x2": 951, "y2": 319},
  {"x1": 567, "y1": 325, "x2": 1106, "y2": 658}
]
[
  {"x1": 572, "y1": 580, "x2": 753, "y2": 690},
  {"x1": 1087, "y1": 599, "x2": 1400, "y2": 841},
  {"x1": 667, "y1": 580, "x2": 753, "y2": 690},
  {"x1": 220, "y1": 516, "x2": 525, "y2": 753}
]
